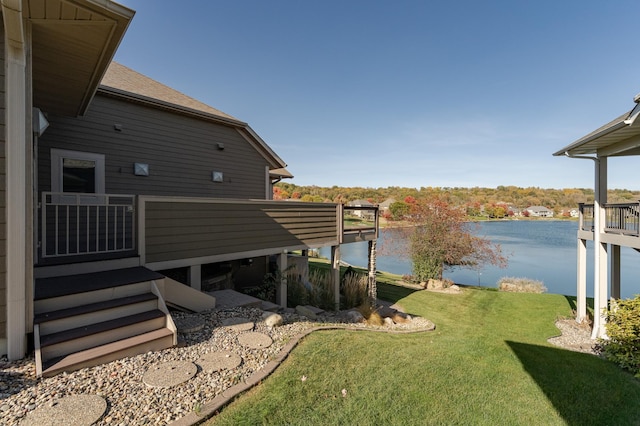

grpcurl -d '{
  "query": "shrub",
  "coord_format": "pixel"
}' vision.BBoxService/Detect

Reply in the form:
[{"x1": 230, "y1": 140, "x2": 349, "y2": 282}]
[
  {"x1": 286, "y1": 271, "x2": 309, "y2": 308},
  {"x1": 599, "y1": 296, "x2": 640, "y2": 377},
  {"x1": 497, "y1": 277, "x2": 546, "y2": 293},
  {"x1": 308, "y1": 269, "x2": 336, "y2": 311},
  {"x1": 341, "y1": 268, "x2": 369, "y2": 309},
  {"x1": 356, "y1": 303, "x2": 384, "y2": 326}
]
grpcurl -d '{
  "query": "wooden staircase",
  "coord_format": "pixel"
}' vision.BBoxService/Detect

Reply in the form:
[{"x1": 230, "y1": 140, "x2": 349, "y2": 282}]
[{"x1": 34, "y1": 267, "x2": 177, "y2": 377}]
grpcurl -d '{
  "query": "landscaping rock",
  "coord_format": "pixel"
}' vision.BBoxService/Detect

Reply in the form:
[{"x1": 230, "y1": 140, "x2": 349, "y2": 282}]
[
  {"x1": 296, "y1": 305, "x2": 317, "y2": 320},
  {"x1": 262, "y1": 312, "x2": 283, "y2": 327},
  {"x1": 378, "y1": 305, "x2": 397, "y2": 318},
  {"x1": 384, "y1": 317, "x2": 395, "y2": 326},
  {"x1": 346, "y1": 310, "x2": 365, "y2": 323}
]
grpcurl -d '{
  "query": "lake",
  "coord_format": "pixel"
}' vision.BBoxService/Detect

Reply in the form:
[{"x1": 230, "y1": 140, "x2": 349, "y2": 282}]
[{"x1": 320, "y1": 220, "x2": 640, "y2": 298}]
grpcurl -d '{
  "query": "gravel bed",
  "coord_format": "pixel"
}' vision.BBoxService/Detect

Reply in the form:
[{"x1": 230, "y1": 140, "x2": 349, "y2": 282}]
[
  {"x1": 0, "y1": 307, "x2": 433, "y2": 426},
  {"x1": 547, "y1": 318, "x2": 598, "y2": 355}
]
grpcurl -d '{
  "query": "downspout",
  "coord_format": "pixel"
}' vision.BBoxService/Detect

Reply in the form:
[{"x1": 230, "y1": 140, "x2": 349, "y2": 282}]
[{"x1": 564, "y1": 152, "x2": 605, "y2": 339}]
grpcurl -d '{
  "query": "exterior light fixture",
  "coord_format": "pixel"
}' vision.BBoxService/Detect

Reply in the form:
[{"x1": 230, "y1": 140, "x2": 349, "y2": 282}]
[{"x1": 134, "y1": 163, "x2": 149, "y2": 176}]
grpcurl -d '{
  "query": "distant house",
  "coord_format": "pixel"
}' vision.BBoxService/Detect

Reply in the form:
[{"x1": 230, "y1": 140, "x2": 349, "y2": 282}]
[
  {"x1": 378, "y1": 198, "x2": 396, "y2": 216},
  {"x1": 525, "y1": 206, "x2": 554, "y2": 217},
  {"x1": 569, "y1": 209, "x2": 579, "y2": 218},
  {"x1": 347, "y1": 199, "x2": 377, "y2": 220}
]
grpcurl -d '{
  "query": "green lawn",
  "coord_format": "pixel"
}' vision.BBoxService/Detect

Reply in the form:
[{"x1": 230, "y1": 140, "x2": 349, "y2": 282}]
[{"x1": 208, "y1": 282, "x2": 640, "y2": 425}]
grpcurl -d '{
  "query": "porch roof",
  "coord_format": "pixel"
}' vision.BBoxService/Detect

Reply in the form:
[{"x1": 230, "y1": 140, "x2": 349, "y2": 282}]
[
  {"x1": 553, "y1": 97, "x2": 640, "y2": 157},
  {"x1": 27, "y1": 0, "x2": 135, "y2": 117}
]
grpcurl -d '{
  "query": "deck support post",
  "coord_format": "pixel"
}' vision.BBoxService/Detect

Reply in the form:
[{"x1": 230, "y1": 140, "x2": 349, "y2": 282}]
[
  {"x1": 611, "y1": 244, "x2": 621, "y2": 300},
  {"x1": 576, "y1": 238, "x2": 587, "y2": 323},
  {"x1": 592, "y1": 156, "x2": 608, "y2": 339},
  {"x1": 367, "y1": 240, "x2": 377, "y2": 309},
  {"x1": 277, "y1": 251, "x2": 287, "y2": 307},
  {"x1": 331, "y1": 245, "x2": 340, "y2": 310},
  {"x1": 189, "y1": 264, "x2": 201, "y2": 291}
]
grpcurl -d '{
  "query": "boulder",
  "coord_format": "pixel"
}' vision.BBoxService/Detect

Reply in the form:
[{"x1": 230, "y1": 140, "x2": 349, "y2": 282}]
[
  {"x1": 262, "y1": 312, "x2": 283, "y2": 327},
  {"x1": 383, "y1": 317, "x2": 395, "y2": 326},
  {"x1": 346, "y1": 310, "x2": 365, "y2": 323},
  {"x1": 296, "y1": 305, "x2": 317, "y2": 320}
]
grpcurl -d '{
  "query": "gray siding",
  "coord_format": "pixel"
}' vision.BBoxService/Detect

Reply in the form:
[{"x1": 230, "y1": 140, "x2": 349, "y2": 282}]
[
  {"x1": 144, "y1": 200, "x2": 339, "y2": 264},
  {"x1": 0, "y1": 21, "x2": 6, "y2": 340},
  {"x1": 38, "y1": 94, "x2": 270, "y2": 199}
]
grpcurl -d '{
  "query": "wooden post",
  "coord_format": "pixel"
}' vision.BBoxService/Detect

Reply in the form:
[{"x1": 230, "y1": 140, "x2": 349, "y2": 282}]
[
  {"x1": 277, "y1": 251, "x2": 288, "y2": 307},
  {"x1": 611, "y1": 244, "x2": 621, "y2": 300},
  {"x1": 576, "y1": 238, "x2": 587, "y2": 322},
  {"x1": 368, "y1": 240, "x2": 377, "y2": 309},
  {"x1": 331, "y1": 245, "x2": 340, "y2": 310},
  {"x1": 189, "y1": 264, "x2": 202, "y2": 291}
]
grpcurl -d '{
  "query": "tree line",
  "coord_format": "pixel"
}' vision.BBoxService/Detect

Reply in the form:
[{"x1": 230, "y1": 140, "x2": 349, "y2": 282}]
[{"x1": 274, "y1": 183, "x2": 640, "y2": 214}]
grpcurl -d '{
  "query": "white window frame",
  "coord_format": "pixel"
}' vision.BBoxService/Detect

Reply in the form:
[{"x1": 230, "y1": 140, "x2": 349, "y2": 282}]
[{"x1": 51, "y1": 148, "x2": 105, "y2": 194}]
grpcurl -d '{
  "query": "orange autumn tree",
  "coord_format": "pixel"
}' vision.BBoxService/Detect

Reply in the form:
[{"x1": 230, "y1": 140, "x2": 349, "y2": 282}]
[{"x1": 385, "y1": 196, "x2": 508, "y2": 282}]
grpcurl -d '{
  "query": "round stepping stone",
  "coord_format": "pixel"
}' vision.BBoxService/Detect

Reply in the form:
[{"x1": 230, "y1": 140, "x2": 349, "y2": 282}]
[
  {"x1": 237, "y1": 332, "x2": 273, "y2": 349},
  {"x1": 143, "y1": 360, "x2": 197, "y2": 388},
  {"x1": 222, "y1": 317, "x2": 254, "y2": 331},
  {"x1": 21, "y1": 394, "x2": 107, "y2": 426},
  {"x1": 174, "y1": 315, "x2": 205, "y2": 334},
  {"x1": 197, "y1": 351, "x2": 242, "y2": 373}
]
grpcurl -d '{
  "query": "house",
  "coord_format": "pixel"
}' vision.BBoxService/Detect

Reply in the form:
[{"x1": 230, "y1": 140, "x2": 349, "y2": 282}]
[
  {"x1": 553, "y1": 92, "x2": 640, "y2": 338},
  {"x1": 1, "y1": 0, "x2": 378, "y2": 376},
  {"x1": 378, "y1": 198, "x2": 396, "y2": 216},
  {"x1": 347, "y1": 199, "x2": 376, "y2": 220},
  {"x1": 525, "y1": 205, "x2": 554, "y2": 217}
]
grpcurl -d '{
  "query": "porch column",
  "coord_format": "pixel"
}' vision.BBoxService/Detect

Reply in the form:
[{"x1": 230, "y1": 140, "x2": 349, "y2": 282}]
[
  {"x1": 367, "y1": 240, "x2": 377, "y2": 309},
  {"x1": 277, "y1": 251, "x2": 287, "y2": 307},
  {"x1": 592, "y1": 156, "x2": 608, "y2": 339},
  {"x1": 3, "y1": 0, "x2": 27, "y2": 360},
  {"x1": 576, "y1": 238, "x2": 587, "y2": 323},
  {"x1": 610, "y1": 245, "x2": 621, "y2": 300},
  {"x1": 331, "y1": 245, "x2": 340, "y2": 310}
]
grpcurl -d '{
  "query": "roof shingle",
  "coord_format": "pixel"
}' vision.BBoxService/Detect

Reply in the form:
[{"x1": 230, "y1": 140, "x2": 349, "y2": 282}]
[{"x1": 100, "y1": 62, "x2": 239, "y2": 122}]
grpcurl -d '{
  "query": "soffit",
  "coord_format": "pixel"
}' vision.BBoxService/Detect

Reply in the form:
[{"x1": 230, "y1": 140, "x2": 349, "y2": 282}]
[
  {"x1": 26, "y1": 0, "x2": 134, "y2": 116},
  {"x1": 554, "y1": 108, "x2": 640, "y2": 157}
]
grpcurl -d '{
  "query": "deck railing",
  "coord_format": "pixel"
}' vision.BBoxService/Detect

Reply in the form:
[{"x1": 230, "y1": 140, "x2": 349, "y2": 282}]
[
  {"x1": 342, "y1": 206, "x2": 379, "y2": 242},
  {"x1": 41, "y1": 192, "x2": 136, "y2": 258},
  {"x1": 579, "y1": 202, "x2": 640, "y2": 236},
  {"x1": 40, "y1": 194, "x2": 380, "y2": 262}
]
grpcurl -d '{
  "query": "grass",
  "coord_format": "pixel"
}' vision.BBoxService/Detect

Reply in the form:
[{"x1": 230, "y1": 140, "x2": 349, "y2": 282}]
[{"x1": 207, "y1": 274, "x2": 640, "y2": 425}]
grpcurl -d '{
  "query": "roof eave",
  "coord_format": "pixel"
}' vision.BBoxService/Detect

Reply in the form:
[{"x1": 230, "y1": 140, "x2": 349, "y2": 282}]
[{"x1": 552, "y1": 115, "x2": 629, "y2": 157}]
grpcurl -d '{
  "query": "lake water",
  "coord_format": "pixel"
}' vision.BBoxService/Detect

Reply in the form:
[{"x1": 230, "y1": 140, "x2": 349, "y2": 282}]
[{"x1": 320, "y1": 220, "x2": 640, "y2": 298}]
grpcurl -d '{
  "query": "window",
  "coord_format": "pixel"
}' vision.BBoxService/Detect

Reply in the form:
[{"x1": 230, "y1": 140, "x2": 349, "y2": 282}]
[{"x1": 51, "y1": 149, "x2": 105, "y2": 194}]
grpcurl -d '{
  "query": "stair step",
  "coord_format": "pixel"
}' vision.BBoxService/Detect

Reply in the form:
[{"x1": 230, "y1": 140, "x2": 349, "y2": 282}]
[
  {"x1": 35, "y1": 266, "x2": 164, "y2": 300},
  {"x1": 35, "y1": 293, "x2": 158, "y2": 324},
  {"x1": 41, "y1": 328, "x2": 174, "y2": 377},
  {"x1": 40, "y1": 309, "x2": 165, "y2": 348}
]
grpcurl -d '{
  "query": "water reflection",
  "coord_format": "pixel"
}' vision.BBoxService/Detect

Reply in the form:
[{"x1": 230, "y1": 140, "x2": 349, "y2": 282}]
[{"x1": 320, "y1": 221, "x2": 640, "y2": 298}]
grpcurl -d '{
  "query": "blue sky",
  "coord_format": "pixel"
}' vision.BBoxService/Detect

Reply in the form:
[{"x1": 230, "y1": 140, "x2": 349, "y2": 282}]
[{"x1": 114, "y1": 1, "x2": 640, "y2": 189}]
